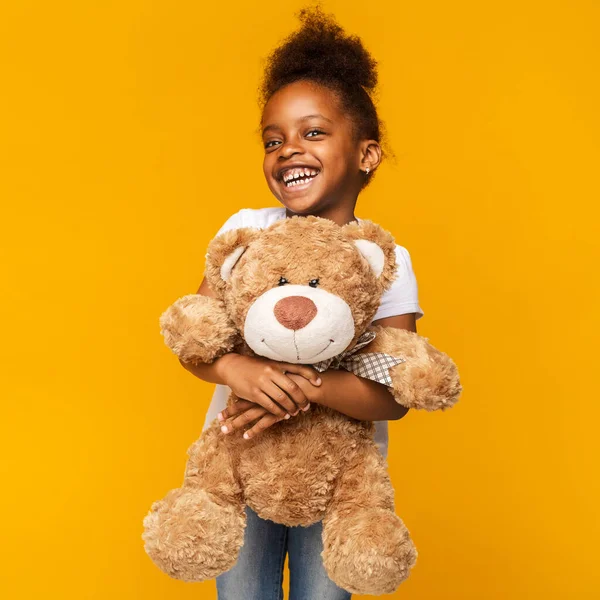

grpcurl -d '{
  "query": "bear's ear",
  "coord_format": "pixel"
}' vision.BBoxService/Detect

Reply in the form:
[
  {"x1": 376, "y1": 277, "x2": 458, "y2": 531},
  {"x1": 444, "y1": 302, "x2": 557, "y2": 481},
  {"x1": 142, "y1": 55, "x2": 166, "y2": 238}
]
[
  {"x1": 352, "y1": 239, "x2": 385, "y2": 277},
  {"x1": 341, "y1": 219, "x2": 398, "y2": 292},
  {"x1": 204, "y1": 227, "x2": 261, "y2": 296}
]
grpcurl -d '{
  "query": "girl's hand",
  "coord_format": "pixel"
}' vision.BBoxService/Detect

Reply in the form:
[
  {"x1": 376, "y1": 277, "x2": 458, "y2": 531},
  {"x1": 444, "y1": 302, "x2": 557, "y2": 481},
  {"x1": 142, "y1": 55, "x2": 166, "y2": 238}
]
[
  {"x1": 219, "y1": 372, "x2": 322, "y2": 440},
  {"x1": 220, "y1": 354, "x2": 322, "y2": 419}
]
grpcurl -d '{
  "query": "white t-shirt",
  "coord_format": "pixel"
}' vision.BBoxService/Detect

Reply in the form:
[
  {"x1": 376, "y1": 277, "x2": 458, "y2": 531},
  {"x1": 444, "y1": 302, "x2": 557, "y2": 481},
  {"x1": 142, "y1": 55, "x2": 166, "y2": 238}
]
[{"x1": 200, "y1": 207, "x2": 424, "y2": 460}]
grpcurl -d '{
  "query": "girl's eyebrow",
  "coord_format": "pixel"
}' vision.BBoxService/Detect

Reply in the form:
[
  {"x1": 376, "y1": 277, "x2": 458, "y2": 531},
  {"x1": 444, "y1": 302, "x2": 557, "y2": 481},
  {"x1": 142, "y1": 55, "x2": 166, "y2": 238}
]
[{"x1": 262, "y1": 113, "x2": 333, "y2": 135}]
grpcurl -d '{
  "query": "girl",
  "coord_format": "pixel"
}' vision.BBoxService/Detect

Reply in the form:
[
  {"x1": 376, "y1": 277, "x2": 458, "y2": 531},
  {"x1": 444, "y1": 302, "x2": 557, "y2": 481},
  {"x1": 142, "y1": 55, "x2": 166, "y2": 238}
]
[{"x1": 180, "y1": 5, "x2": 424, "y2": 599}]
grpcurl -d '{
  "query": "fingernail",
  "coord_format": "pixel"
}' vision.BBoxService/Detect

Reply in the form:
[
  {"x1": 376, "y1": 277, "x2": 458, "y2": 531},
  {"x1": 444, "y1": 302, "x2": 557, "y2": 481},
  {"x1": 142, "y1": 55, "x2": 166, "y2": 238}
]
[
  {"x1": 221, "y1": 425, "x2": 228, "y2": 433},
  {"x1": 302, "y1": 403, "x2": 311, "y2": 411},
  {"x1": 284, "y1": 413, "x2": 291, "y2": 419},
  {"x1": 217, "y1": 412, "x2": 224, "y2": 421},
  {"x1": 315, "y1": 378, "x2": 322, "y2": 385},
  {"x1": 243, "y1": 432, "x2": 250, "y2": 439}
]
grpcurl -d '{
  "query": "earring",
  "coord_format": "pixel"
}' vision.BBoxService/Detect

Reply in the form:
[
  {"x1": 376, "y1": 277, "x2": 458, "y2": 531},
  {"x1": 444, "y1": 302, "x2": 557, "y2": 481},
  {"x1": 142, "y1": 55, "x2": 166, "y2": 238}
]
[{"x1": 365, "y1": 167, "x2": 370, "y2": 175}]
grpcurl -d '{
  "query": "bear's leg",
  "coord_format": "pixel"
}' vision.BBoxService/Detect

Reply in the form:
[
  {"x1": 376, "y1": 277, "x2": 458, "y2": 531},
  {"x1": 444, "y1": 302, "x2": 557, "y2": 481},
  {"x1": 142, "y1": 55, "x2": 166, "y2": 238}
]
[
  {"x1": 142, "y1": 423, "x2": 246, "y2": 582},
  {"x1": 321, "y1": 441, "x2": 417, "y2": 595}
]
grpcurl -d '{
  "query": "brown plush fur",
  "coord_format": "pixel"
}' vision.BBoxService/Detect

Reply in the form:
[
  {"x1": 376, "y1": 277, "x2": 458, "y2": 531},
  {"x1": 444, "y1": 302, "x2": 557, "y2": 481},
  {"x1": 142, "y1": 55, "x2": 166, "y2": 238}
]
[
  {"x1": 363, "y1": 325, "x2": 463, "y2": 411},
  {"x1": 158, "y1": 295, "x2": 239, "y2": 365},
  {"x1": 143, "y1": 216, "x2": 462, "y2": 595}
]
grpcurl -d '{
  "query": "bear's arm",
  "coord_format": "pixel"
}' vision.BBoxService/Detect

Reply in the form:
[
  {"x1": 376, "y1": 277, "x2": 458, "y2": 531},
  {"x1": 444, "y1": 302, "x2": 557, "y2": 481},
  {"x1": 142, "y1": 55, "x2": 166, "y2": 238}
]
[
  {"x1": 159, "y1": 274, "x2": 241, "y2": 365},
  {"x1": 358, "y1": 324, "x2": 462, "y2": 411},
  {"x1": 370, "y1": 313, "x2": 418, "y2": 418}
]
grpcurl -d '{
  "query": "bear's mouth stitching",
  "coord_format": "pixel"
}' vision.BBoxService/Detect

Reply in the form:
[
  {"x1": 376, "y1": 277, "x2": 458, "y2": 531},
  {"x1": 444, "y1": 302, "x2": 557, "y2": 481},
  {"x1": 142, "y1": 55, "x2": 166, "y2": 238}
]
[
  {"x1": 261, "y1": 337, "x2": 334, "y2": 361},
  {"x1": 300, "y1": 338, "x2": 334, "y2": 361}
]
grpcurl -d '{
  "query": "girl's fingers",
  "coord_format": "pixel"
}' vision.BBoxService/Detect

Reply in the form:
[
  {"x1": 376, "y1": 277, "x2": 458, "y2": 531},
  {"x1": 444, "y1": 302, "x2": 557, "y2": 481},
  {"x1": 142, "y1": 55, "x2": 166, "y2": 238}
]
[
  {"x1": 221, "y1": 406, "x2": 269, "y2": 434},
  {"x1": 241, "y1": 412, "x2": 282, "y2": 440},
  {"x1": 280, "y1": 363, "x2": 322, "y2": 386},
  {"x1": 261, "y1": 381, "x2": 297, "y2": 415},
  {"x1": 217, "y1": 399, "x2": 255, "y2": 422},
  {"x1": 273, "y1": 370, "x2": 310, "y2": 411},
  {"x1": 253, "y1": 390, "x2": 289, "y2": 418}
]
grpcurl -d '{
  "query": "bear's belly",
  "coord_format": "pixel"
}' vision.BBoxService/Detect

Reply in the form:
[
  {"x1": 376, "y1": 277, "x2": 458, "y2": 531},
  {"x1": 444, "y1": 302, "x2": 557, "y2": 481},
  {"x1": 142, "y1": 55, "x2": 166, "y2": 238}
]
[{"x1": 234, "y1": 405, "x2": 373, "y2": 527}]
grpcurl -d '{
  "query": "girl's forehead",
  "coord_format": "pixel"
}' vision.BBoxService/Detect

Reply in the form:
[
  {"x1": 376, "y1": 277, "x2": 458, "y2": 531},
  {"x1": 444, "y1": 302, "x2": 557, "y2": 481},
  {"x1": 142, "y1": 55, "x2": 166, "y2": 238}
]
[{"x1": 261, "y1": 81, "x2": 343, "y2": 124}]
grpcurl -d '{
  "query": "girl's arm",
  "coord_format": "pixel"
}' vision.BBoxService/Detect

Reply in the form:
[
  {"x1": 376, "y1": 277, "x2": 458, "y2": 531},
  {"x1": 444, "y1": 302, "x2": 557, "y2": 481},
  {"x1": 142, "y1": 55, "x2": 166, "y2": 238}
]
[
  {"x1": 310, "y1": 313, "x2": 416, "y2": 421},
  {"x1": 372, "y1": 313, "x2": 417, "y2": 335},
  {"x1": 309, "y1": 370, "x2": 409, "y2": 420}
]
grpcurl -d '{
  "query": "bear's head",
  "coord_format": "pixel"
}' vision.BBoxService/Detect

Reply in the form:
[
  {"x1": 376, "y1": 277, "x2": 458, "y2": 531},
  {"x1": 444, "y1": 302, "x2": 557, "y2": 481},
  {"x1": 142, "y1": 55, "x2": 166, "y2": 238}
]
[{"x1": 204, "y1": 215, "x2": 398, "y2": 364}]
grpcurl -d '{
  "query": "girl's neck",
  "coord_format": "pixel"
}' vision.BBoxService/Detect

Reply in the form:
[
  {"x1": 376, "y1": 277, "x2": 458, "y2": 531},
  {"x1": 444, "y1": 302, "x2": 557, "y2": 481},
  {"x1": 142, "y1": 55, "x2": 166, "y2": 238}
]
[{"x1": 284, "y1": 204, "x2": 358, "y2": 227}]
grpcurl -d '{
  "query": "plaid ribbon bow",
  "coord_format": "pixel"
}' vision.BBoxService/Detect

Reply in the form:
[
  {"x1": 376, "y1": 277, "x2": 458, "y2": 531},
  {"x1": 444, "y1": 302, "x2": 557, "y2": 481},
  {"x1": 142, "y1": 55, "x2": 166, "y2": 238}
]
[{"x1": 312, "y1": 330, "x2": 405, "y2": 387}]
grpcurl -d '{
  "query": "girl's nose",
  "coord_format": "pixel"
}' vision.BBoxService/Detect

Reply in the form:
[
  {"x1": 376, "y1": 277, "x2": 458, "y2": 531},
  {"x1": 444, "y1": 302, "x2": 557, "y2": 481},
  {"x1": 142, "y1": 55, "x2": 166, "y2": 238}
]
[
  {"x1": 279, "y1": 140, "x2": 304, "y2": 158},
  {"x1": 273, "y1": 296, "x2": 317, "y2": 330}
]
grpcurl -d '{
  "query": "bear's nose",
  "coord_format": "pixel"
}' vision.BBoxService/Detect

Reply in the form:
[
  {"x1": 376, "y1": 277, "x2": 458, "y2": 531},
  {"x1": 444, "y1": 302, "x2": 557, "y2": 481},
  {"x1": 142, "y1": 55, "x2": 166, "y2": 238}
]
[{"x1": 274, "y1": 296, "x2": 317, "y2": 330}]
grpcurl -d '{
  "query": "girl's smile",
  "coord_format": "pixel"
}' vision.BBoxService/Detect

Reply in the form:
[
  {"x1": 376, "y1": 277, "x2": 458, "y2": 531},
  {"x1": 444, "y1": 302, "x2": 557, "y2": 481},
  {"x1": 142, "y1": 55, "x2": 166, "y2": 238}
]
[{"x1": 280, "y1": 166, "x2": 321, "y2": 193}]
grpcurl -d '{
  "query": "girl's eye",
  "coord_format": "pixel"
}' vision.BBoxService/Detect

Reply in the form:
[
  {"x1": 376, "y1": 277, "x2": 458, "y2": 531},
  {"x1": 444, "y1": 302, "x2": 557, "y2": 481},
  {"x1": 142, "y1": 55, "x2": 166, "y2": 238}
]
[
  {"x1": 309, "y1": 278, "x2": 319, "y2": 288},
  {"x1": 265, "y1": 130, "x2": 324, "y2": 149},
  {"x1": 278, "y1": 276, "x2": 288, "y2": 286}
]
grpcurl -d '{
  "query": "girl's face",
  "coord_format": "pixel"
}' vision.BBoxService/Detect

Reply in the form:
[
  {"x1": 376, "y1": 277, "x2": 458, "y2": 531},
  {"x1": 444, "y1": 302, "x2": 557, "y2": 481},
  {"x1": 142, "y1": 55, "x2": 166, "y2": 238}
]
[{"x1": 261, "y1": 80, "x2": 371, "y2": 215}]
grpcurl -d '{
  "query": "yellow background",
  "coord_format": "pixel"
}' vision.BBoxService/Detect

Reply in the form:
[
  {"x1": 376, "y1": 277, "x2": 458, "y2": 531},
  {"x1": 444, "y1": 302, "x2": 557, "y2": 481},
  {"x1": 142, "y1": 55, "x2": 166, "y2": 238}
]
[{"x1": 1, "y1": 1, "x2": 599, "y2": 598}]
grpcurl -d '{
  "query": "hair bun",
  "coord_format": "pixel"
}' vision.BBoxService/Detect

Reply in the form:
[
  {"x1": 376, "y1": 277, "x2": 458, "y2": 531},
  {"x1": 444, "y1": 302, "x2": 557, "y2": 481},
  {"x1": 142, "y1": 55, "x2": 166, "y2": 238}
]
[{"x1": 259, "y1": 4, "x2": 379, "y2": 102}]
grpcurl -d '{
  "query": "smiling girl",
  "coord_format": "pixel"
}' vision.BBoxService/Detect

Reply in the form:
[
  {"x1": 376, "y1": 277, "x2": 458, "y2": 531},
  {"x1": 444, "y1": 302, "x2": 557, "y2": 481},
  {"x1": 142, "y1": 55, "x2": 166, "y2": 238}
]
[{"x1": 180, "y1": 5, "x2": 423, "y2": 599}]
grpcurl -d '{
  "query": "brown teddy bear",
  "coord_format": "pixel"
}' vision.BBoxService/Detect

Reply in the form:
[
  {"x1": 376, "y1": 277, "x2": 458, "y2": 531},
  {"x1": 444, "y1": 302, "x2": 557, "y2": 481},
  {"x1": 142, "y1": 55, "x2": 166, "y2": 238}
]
[{"x1": 142, "y1": 215, "x2": 462, "y2": 595}]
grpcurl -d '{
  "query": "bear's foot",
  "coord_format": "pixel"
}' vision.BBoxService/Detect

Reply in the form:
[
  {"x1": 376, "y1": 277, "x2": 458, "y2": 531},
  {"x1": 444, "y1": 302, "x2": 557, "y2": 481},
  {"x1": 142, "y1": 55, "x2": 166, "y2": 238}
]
[
  {"x1": 142, "y1": 487, "x2": 246, "y2": 582},
  {"x1": 322, "y1": 508, "x2": 417, "y2": 595}
]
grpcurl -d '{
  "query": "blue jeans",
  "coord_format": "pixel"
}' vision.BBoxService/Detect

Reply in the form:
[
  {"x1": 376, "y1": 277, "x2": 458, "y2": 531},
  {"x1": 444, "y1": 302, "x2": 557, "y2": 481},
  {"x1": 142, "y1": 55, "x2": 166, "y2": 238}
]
[{"x1": 216, "y1": 505, "x2": 352, "y2": 600}]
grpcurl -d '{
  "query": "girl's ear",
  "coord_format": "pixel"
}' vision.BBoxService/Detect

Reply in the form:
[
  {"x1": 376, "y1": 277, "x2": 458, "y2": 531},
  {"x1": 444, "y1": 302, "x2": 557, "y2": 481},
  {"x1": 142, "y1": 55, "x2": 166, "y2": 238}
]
[
  {"x1": 204, "y1": 227, "x2": 261, "y2": 296},
  {"x1": 341, "y1": 219, "x2": 398, "y2": 293}
]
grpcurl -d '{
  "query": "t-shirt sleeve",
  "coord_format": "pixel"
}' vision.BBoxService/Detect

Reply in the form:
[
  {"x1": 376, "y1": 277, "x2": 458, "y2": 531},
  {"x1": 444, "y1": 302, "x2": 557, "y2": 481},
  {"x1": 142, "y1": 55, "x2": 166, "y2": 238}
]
[
  {"x1": 213, "y1": 208, "x2": 246, "y2": 237},
  {"x1": 372, "y1": 245, "x2": 424, "y2": 321}
]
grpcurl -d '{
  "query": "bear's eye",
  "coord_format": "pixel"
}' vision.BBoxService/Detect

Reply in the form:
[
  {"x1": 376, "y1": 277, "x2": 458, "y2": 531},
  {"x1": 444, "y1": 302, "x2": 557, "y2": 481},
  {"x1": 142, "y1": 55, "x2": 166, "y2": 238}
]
[
  {"x1": 309, "y1": 278, "x2": 320, "y2": 288},
  {"x1": 278, "y1": 276, "x2": 288, "y2": 286}
]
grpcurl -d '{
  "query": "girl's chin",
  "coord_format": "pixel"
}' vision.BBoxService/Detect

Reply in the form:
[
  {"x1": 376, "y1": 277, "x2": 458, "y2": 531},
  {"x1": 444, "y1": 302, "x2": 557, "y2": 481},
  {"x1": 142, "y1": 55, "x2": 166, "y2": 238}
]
[{"x1": 279, "y1": 196, "x2": 325, "y2": 214}]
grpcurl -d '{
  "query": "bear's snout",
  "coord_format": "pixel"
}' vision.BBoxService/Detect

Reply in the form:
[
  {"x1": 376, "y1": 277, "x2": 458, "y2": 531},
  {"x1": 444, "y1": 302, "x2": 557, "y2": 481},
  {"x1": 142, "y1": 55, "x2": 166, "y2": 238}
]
[{"x1": 273, "y1": 296, "x2": 317, "y2": 330}]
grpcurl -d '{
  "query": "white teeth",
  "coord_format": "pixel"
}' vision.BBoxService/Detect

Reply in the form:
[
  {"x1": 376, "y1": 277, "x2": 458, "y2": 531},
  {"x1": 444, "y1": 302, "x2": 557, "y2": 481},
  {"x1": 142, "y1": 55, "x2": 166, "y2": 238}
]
[
  {"x1": 282, "y1": 168, "x2": 320, "y2": 185},
  {"x1": 286, "y1": 177, "x2": 313, "y2": 187}
]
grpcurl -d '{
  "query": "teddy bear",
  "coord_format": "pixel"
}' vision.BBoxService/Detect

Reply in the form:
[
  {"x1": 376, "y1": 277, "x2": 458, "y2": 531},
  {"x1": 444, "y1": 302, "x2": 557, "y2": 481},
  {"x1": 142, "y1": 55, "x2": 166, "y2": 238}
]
[{"x1": 142, "y1": 215, "x2": 462, "y2": 595}]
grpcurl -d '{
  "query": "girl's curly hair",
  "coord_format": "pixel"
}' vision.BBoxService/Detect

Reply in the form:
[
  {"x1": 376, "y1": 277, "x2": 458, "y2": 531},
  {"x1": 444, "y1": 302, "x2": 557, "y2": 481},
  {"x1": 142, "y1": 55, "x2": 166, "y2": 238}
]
[{"x1": 258, "y1": 3, "x2": 392, "y2": 186}]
